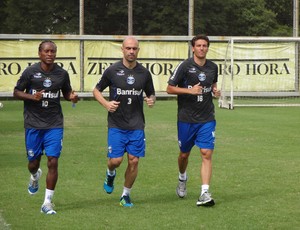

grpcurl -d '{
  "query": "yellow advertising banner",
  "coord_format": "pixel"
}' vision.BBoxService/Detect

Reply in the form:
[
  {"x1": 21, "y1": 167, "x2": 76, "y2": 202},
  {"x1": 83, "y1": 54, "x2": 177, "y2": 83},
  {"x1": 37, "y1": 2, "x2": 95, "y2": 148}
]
[
  {"x1": 208, "y1": 42, "x2": 296, "y2": 92},
  {"x1": 0, "y1": 40, "x2": 81, "y2": 92},
  {"x1": 0, "y1": 39, "x2": 297, "y2": 93},
  {"x1": 0, "y1": 40, "x2": 188, "y2": 92},
  {"x1": 84, "y1": 40, "x2": 188, "y2": 91}
]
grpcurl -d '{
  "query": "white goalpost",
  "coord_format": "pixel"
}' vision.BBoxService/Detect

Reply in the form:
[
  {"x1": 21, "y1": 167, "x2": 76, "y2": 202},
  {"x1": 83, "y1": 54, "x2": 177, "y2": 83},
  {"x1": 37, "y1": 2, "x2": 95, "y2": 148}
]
[{"x1": 218, "y1": 37, "x2": 300, "y2": 109}]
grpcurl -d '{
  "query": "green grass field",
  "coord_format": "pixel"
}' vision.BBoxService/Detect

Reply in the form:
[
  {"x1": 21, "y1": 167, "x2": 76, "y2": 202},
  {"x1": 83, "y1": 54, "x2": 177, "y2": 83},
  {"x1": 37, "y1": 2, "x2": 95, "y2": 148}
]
[{"x1": 0, "y1": 99, "x2": 300, "y2": 230}]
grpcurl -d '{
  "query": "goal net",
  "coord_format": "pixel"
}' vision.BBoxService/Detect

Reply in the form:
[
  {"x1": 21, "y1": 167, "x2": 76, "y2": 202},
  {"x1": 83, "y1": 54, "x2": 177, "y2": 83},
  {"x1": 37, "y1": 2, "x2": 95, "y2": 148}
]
[{"x1": 218, "y1": 37, "x2": 300, "y2": 109}]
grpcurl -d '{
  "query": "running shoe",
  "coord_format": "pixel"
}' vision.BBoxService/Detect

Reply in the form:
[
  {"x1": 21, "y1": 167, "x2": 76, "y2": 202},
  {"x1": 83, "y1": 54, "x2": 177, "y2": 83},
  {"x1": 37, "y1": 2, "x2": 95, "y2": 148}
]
[
  {"x1": 41, "y1": 202, "x2": 56, "y2": 215},
  {"x1": 196, "y1": 191, "x2": 215, "y2": 207},
  {"x1": 103, "y1": 172, "x2": 116, "y2": 194},
  {"x1": 176, "y1": 179, "x2": 187, "y2": 198},
  {"x1": 120, "y1": 195, "x2": 133, "y2": 207},
  {"x1": 28, "y1": 168, "x2": 42, "y2": 195}
]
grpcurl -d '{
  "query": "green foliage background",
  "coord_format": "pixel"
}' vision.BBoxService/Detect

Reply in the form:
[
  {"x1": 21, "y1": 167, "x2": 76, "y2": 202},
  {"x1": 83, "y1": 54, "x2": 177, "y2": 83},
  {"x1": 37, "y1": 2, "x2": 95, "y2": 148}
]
[{"x1": 0, "y1": 0, "x2": 294, "y2": 36}]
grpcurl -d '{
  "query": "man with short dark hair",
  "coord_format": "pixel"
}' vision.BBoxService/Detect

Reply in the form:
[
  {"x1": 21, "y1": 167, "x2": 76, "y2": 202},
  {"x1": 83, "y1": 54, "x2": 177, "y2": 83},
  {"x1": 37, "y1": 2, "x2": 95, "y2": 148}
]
[{"x1": 167, "y1": 34, "x2": 220, "y2": 206}]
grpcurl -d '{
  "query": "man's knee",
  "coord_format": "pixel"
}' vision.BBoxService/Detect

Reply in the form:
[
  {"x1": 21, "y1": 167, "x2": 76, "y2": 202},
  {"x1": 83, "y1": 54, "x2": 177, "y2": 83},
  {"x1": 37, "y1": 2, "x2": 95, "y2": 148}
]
[
  {"x1": 179, "y1": 152, "x2": 190, "y2": 160},
  {"x1": 200, "y1": 149, "x2": 213, "y2": 159}
]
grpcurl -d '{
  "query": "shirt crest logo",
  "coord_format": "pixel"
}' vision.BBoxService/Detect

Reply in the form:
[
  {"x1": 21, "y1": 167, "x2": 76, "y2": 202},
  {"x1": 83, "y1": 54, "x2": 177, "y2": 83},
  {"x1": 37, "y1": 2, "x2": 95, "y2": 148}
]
[
  {"x1": 198, "y1": 72, "x2": 206, "y2": 82},
  {"x1": 43, "y1": 78, "x2": 52, "y2": 88},
  {"x1": 127, "y1": 75, "x2": 135, "y2": 85}
]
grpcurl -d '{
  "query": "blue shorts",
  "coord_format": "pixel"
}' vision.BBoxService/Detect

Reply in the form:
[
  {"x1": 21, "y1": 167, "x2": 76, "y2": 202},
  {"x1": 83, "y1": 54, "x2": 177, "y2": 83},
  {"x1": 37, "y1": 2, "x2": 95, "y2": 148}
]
[
  {"x1": 25, "y1": 128, "x2": 63, "y2": 161},
  {"x1": 177, "y1": 121, "x2": 216, "y2": 152},
  {"x1": 107, "y1": 128, "x2": 145, "y2": 158}
]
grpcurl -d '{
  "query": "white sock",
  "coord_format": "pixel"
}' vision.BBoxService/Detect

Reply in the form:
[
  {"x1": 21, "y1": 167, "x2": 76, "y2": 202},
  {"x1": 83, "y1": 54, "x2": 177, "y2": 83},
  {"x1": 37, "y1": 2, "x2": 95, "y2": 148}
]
[
  {"x1": 121, "y1": 187, "x2": 131, "y2": 197},
  {"x1": 31, "y1": 169, "x2": 40, "y2": 180},
  {"x1": 43, "y1": 189, "x2": 54, "y2": 204},
  {"x1": 201, "y1": 184, "x2": 209, "y2": 195},
  {"x1": 107, "y1": 168, "x2": 116, "y2": 176},
  {"x1": 178, "y1": 172, "x2": 187, "y2": 181}
]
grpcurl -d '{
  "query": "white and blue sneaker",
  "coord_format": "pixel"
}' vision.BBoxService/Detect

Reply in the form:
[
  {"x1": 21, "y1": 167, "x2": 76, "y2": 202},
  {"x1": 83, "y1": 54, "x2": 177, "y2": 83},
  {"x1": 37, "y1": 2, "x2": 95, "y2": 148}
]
[
  {"x1": 41, "y1": 202, "x2": 56, "y2": 215},
  {"x1": 28, "y1": 168, "x2": 42, "y2": 195}
]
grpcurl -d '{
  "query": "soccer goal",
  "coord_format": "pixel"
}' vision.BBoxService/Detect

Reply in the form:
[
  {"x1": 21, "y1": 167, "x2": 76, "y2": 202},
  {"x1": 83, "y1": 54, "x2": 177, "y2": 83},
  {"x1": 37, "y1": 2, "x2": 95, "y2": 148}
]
[{"x1": 218, "y1": 37, "x2": 300, "y2": 109}]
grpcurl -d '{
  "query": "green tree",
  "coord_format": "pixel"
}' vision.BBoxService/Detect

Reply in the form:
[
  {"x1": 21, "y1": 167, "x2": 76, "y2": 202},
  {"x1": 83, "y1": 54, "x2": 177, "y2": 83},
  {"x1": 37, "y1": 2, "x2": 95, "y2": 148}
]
[
  {"x1": 265, "y1": 0, "x2": 293, "y2": 36},
  {"x1": 0, "y1": 0, "x2": 8, "y2": 33},
  {"x1": 0, "y1": 0, "x2": 295, "y2": 36},
  {"x1": 133, "y1": 0, "x2": 188, "y2": 35},
  {"x1": 84, "y1": 0, "x2": 188, "y2": 35},
  {"x1": 3, "y1": 0, "x2": 78, "y2": 34},
  {"x1": 84, "y1": 0, "x2": 127, "y2": 35},
  {"x1": 195, "y1": 0, "x2": 278, "y2": 36}
]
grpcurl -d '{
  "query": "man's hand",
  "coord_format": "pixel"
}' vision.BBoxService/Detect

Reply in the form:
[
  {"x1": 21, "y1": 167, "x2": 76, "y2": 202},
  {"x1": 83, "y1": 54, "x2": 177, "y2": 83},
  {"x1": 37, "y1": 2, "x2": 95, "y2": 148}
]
[
  {"x1": 106, "y1": 101, "x2": 120, "y2": 112},
  {"x1": 144, "y1": 95, "x2": 156, "y2": 108},
  {"x1": 33, "y1": 90, "x2": 45, "y2": 101},
  {"x1": 212, "y1": 87, "x2": 221, "y2": 97},
  {"x1": 70, "y1": 90, "x2": 79, "y2": 104},
  {"x1": 190, "y1": 83, "x2": 203, "y2": 95}
]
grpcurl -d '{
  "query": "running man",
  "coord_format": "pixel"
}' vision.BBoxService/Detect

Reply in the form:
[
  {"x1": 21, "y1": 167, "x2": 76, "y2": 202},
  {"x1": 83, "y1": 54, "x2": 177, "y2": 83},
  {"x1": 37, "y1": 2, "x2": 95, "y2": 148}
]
[
  {"x1": 166, "y1": 34, "x2": 220, "y2": 206},
  {"x1": 93, "y1": 36, "x2": 156, "y2": 207},
  {"x1": 14, "y1": 40, "x2": 78, "y2": 214}
]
